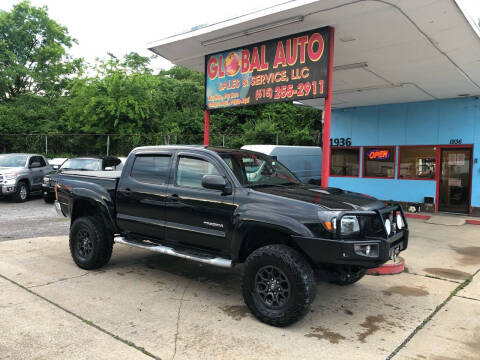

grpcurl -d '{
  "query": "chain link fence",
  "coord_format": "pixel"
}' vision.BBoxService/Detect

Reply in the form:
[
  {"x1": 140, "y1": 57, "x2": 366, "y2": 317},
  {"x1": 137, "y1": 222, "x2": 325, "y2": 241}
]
[{"x1": 1, "y1": 132, "x2": 322, "y2": 158}]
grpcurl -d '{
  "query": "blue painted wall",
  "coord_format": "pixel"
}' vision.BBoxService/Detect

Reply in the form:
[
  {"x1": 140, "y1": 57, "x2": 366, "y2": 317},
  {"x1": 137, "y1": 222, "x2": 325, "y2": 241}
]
[{"x1": 329, "y1": 97, "x2": 480, "y2": 208}]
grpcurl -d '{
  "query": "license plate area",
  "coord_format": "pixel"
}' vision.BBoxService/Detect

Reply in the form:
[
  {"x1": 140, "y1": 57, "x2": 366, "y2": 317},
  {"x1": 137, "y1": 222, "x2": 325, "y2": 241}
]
[{"x1": 389, "y1": 242, "x2": 403, "y2": 261}]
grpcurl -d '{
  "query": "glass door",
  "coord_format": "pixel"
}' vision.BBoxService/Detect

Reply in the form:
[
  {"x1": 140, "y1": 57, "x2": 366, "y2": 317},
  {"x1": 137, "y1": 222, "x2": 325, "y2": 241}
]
[{"x1": 438, "y1": 148, "x2": 472, "y2": 213}]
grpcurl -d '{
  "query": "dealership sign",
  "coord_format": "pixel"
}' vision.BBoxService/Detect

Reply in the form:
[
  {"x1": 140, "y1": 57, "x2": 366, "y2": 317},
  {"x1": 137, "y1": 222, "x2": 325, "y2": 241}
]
[{"x1": 205, "y1": 27, "x2": 330, "y2": 109}]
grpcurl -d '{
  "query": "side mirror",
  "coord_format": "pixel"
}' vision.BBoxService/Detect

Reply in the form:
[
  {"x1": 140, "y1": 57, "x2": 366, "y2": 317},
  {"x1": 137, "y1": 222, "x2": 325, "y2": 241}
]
[
  {"x1": 103, "y1": 156, "x2": 121, "y2": 168},
  {"x1": 202, "y1": 174, "x2": 231, "y2": 193},
  {"x1": 30, "y1": 162, "x2": 41, "y2": 168}
]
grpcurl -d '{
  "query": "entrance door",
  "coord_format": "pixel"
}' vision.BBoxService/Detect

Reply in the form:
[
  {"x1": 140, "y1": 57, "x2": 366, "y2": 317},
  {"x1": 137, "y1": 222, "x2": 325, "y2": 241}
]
[{"x1": 438, "y1": 148, "x2": 472, "y2": 213}]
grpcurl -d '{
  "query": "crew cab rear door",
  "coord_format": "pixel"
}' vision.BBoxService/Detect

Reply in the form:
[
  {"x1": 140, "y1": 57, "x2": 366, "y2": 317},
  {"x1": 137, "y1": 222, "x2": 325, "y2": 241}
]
[
  {"x1": 164, "y1": 152, "x2": 235, "y2": 253},
  {"x1": 116, "y1": 151, "x2": 172, "y2": 240}
]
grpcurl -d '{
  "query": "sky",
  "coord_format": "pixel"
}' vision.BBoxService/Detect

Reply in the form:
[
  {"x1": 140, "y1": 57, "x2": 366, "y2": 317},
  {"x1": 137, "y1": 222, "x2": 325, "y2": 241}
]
[
  {"x1": 1, "y1": 0, "x2": 480, "y2": 72},
  {"x1": 0, "y1": 0, "x2": 280, "y2": 71}
]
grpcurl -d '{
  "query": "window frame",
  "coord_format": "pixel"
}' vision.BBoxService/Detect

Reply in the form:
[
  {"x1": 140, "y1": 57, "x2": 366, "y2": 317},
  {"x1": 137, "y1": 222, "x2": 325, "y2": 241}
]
[
  {"x1": 129, "y1": 153, "x2": 172, "y2": 185},
  {"x1": 173, "y1": 153, "x2": 225, "y2": 191},
  {"x1": 362, "y1": 146, "x2": 396, "y2": 179},
  {"x1": 330, "y1": 146, "x2": 361, "y2": 178},
  {"x1": 397, "y1": 145, "x2": 436, "y2": 181}
]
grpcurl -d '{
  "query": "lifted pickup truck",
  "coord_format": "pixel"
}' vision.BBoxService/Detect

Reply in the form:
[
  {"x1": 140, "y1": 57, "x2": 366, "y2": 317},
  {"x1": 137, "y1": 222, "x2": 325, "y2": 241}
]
[{"x1": 55, "y1": 146, "x2": 408, "y2": 327}]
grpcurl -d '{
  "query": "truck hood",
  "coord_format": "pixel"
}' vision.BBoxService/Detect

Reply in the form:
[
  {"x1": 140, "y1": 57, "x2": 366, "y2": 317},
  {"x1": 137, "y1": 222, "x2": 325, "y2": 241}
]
[
  {"x1": 252, "y1": 184, "x2": 385, "y2": 211},
  {"x1": 0, "y1": 167, "x2": 25, "y2": 174}
]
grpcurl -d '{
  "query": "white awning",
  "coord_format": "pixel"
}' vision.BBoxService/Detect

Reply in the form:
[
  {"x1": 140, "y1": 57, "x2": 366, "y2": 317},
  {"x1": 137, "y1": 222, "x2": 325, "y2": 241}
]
[{"x1": 148, "y1": 0, "x2": 480, "y2": 109}]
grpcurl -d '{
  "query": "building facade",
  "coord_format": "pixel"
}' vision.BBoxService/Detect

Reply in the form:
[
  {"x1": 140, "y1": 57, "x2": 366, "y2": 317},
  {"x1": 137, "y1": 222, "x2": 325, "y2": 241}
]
[{"x1": 329, "y1": 97, "x2": 480, "y2": 215}]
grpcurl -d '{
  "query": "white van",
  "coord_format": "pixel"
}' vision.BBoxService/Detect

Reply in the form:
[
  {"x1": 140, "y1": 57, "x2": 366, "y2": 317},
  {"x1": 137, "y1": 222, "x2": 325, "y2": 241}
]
[{"x1": 241, "y1": 145, "x2": 322, "y2": 184}]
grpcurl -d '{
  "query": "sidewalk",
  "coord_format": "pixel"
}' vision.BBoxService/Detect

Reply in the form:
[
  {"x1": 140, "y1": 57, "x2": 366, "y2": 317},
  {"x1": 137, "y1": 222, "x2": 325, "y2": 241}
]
[{"x1": 394, "y1": 272, "x2": 480, "y2": 359}]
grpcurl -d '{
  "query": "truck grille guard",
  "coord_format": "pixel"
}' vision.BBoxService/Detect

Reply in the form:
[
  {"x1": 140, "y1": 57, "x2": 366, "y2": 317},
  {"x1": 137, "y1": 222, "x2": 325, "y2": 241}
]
[{"x1": 333, "y1": 203, "x2": 407, "y2": 241}]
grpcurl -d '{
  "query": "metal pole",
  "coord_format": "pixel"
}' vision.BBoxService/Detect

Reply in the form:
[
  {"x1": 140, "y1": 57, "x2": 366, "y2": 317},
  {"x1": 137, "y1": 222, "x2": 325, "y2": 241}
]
[
  {"x1": 222, "y1": 135, "x2": 225, "y2": 147},
  {"x1": 45, "y1": 135, "x2": 48, "y2": 155},
  {"x1": 276, "y1": 134, "x2": 279, "y2": 145},
  {"x1": 106, "y1": 135, "x2": 110, "y2": 156},
  {"x1": 204, "y1": 109, "x2": 210, "y2": 146},
  {"x1": 321, "y1": 27, "x2": 335, "y2": 188}
]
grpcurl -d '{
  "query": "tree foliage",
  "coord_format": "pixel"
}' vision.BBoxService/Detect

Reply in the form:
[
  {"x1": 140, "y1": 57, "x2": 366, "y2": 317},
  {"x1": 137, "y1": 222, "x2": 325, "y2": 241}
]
[
  {"x1": 0, "y1": 1, "x2": 82, "y2": 101},
  {"x1": 0, "y1": 1, "x2": 322, "y2": 156}
]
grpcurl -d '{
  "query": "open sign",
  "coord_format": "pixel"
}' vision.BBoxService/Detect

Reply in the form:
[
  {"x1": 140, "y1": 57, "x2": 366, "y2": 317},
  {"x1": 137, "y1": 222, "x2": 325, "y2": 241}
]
[{"x1": 367, "y1": 149, "x2": 390, "y2": 160}]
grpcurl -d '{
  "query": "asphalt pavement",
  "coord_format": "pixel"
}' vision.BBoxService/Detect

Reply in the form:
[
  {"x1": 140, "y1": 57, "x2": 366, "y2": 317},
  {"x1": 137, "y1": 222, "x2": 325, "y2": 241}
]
[{"x1": 0, "y1": 196, "x2": 69, "y2": 241}]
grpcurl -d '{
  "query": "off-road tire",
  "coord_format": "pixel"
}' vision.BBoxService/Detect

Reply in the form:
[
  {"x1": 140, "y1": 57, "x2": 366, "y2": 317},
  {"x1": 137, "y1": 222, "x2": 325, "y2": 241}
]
[
  {"x1": 242, "y1": 244, "x2": 316, "y2": 327},
  {"x1": 69, "y1": 216, "x2": 113, "y2": 270},
  {"x1": 12, "y1": 181, "x2": 29, "y2": 203},
  {"x1": 330, "y1": 267, "x2": 367, "y2": 286}
]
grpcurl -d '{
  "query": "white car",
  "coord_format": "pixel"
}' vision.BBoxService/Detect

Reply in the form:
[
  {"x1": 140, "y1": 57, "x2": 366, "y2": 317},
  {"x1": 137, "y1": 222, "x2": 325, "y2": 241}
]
[{"x1": 48, "y1": 158, "x2": 68, "y2": 170}]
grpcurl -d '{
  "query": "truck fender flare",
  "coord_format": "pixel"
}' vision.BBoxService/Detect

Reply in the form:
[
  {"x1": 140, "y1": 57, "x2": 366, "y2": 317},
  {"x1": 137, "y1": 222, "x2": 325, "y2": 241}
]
[
  {"x1": 16, "y1": 176, "x2": 30, "y2": 188},
  {"x1": 230, "y1": 210, "x2": 313, "y2": 261},
  {"x1": 70, "y1": 186, "x2": 116, "y2": 234}
]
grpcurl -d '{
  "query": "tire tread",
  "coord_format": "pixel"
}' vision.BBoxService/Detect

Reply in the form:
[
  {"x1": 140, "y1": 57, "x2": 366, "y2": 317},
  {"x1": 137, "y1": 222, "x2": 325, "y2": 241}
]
[{"x1": 242, "y1": 244, "x2": 316, "y2": 327}]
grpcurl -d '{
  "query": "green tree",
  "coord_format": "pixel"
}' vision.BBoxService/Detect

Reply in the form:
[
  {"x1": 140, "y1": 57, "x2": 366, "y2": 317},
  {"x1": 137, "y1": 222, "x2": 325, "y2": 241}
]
[{"x1": 0, "y1": 1, "x2": 82, "y2": 101}]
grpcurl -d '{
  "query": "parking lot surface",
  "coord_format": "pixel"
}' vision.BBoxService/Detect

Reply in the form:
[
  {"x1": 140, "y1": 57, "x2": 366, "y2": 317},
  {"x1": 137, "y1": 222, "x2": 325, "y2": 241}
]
[
  {"x1": 0, "y1": 197, "x2": 69, "y2": 241},
  {"x1": 0, "y1": 213, "x2": 479, "y2": 359}
]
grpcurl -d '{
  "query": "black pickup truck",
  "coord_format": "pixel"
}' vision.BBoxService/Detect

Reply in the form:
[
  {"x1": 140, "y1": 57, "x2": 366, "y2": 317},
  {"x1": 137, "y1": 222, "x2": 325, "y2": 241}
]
[{"x1": 55, "y1": 146, "x2": 408, "y2": 327}]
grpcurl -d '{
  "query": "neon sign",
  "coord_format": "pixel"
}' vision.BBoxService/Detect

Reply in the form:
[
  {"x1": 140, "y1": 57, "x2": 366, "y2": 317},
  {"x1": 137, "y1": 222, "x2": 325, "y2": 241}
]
[{"x1": 367, "y1": 149, "x2": 390, "y2": 160}]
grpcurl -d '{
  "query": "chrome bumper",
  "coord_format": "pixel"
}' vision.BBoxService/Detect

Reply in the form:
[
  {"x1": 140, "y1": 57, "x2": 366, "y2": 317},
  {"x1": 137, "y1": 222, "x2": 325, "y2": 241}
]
[
  {"x1": 1, "y1": 185, "x2": 16, "y2": 195},
  {"x1": 54, "y1": 200, "x2": 65, "y2": 217}
]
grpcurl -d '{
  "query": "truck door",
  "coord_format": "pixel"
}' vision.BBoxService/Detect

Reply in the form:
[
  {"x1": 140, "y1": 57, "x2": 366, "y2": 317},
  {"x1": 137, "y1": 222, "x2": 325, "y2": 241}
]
[
  {"x1": 29, "y1": 156, "x2": 46, "y2": 190},
  {"x1": 116, "y1": 152, "x2": 172, "y2": 240},
  {"x1": 164, "y1": 152, "x2": 235, "y2": 254}
]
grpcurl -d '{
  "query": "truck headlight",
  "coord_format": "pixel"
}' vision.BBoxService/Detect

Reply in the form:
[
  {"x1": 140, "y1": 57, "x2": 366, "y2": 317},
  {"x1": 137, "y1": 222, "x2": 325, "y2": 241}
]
[
  {"x1": 4, "y1": 173, "x2": 17, "y2": 180},
  {"x1": 43, "y1": 177, "x2": 49, "y2": 185},
  {"x1": 331, "y1": 215, "x2": 360, "y2": 235}
]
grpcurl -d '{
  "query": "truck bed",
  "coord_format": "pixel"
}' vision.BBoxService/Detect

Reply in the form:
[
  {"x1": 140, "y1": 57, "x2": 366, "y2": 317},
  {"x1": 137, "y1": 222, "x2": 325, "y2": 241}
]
[{"x1": 57, "y1": 171, "x2": 121, "y2": 201}]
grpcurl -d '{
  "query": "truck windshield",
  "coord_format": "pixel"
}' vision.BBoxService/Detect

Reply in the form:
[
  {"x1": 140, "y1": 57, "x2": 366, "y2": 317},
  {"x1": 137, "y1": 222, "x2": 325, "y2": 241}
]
[
  {"x1": 61, "y1": 158, "x2": 102, "y2": 171},
  {"x1": 218, "y1": 151, "x2": 300, "y2": 187},
  {"x1": 0, "y1": 155, "x2": 27, "y2": 167}
]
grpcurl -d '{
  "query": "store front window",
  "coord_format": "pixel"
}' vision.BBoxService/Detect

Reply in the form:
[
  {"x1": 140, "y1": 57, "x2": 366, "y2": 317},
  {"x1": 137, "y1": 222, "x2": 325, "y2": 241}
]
[
  {"x1": 363, "y1": 147, "x2": 395, "y2": 178},
  {"x1": 399, "y1": 146, "x2": 436, "y2": 180},
  {"x1": 330, "y1": 148, "x2": 360, "y2": 176}
]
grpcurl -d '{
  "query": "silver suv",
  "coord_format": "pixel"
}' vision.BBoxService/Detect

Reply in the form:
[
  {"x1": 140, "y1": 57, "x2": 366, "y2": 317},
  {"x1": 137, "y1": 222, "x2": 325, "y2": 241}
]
[{"x1": 0, "y1": 154, "x2": 52, "y2": 202}]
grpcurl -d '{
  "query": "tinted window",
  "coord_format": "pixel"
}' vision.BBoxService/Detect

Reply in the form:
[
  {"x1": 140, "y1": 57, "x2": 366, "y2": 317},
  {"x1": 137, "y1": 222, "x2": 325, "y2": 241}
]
[
  {"x1": 331, "y1": 148, "x2": 359, "y2": 176},
  {"x1": 29, "y1": 156, "x2": 46, "y2": 167},
  {"x1": 38, "y1": 156, "x2": 47, "y2": 167},
  {"x1": 176, "y1": 156, "x2": 220, "y2": 188},
  {"x1": 218, "y1": 151, "x2": 300, "y2": 187},
  {"x1": 131, "y1": 155, "x2": 171, "y2": 184}
]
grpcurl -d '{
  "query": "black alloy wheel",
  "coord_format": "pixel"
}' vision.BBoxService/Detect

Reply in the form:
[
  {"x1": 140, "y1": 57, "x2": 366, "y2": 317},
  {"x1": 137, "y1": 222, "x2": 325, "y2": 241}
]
[
  {"x1": 254, "y1": 265, "x2": 291, "y2": 309},
  {"x1": 75, "y1": 228, "x2": 94, "y2": 261}
]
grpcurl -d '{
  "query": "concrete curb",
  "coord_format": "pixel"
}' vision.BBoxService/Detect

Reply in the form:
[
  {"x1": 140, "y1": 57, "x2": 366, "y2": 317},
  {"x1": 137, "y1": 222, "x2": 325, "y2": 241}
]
[
  {"x1": 367, "y1": 257, "x2": 405, "y2": 275},
  {"x1": 466, "y1": 219, "x2": 480, "y2": 225},
  {"x1": 405, "y1": 213, "x2": 431, "y2": 220}
]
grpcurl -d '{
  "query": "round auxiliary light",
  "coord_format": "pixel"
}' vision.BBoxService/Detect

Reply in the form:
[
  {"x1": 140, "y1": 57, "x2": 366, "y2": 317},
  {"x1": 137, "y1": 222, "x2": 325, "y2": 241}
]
[
  {"x1": 396, "y1": 214, "x2": 404, "y2": 230},
  {"x1": 384, "y1": 219, "x2": 391, "y2": 236}
]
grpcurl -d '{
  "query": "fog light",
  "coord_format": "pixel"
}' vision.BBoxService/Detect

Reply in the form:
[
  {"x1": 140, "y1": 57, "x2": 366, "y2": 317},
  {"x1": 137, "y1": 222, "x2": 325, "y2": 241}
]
[
  {"x1": 396, "y1": 214, "x2": 404, "y2": 230},
  {"x1": 354, "y1": 244, "x2": 379, "y2": 257},
  {"x1": 385, "y1": 219, "x2": 391, "y2": 236}
]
